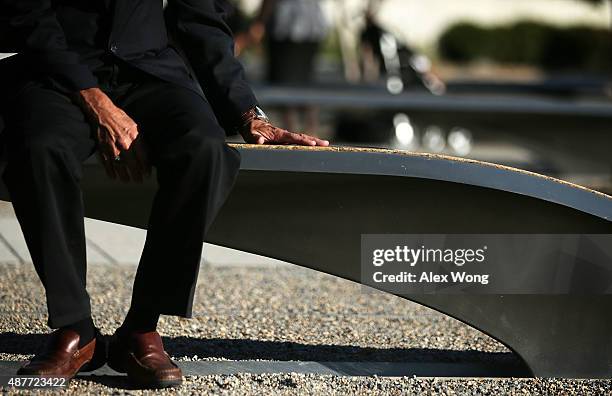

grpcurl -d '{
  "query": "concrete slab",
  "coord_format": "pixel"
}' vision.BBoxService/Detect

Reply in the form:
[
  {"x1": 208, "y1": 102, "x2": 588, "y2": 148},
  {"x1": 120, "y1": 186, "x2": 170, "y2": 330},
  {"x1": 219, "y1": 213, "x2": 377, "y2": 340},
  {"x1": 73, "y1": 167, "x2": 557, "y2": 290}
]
[
  {"x1": 0, "y1": 219, "x2": 30, "y2": 263},
  {"x1": 0, "y1": 217, "x2": 114, "y2": 265},
  {"x1": 0, "y1": 360, "x2": 526, "y2": 378},
  {"x1": 83, "y1": 219, "x2": 290, "y2": 268},
  {"x1": 83, "y1": 219, "x2": 145, "y2": 265},
  {"x1": 0, "y1": 201, "x2": 292, "y2": 268},
  {"x1": 203, "y1": 244, "x2": 292, "y2": 268},
  {"x1": 0, "y1": 233, "x2": 22, "y2": 264}
]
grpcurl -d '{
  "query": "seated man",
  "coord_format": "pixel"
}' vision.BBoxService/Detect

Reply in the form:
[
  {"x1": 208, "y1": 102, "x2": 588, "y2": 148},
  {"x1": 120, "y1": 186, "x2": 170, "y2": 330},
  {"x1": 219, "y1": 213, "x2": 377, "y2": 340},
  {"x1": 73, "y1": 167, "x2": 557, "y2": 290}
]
[{"x1": 0, "y1": 0, "x2": 328, "y2": 389}]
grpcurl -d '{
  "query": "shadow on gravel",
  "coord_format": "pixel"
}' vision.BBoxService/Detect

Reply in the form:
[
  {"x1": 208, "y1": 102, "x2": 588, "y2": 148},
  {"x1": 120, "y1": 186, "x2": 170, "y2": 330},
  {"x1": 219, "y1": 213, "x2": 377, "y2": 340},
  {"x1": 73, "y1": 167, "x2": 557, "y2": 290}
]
[
  {"x1": 0, "y1": 331, "x2": 525, "y2": 364},
  {"x1": 161, "y1": 336, "x2": 525, "y2": 366},
  {"x1": 0, "y1": 332, "x2": 47, "y2": 354}
]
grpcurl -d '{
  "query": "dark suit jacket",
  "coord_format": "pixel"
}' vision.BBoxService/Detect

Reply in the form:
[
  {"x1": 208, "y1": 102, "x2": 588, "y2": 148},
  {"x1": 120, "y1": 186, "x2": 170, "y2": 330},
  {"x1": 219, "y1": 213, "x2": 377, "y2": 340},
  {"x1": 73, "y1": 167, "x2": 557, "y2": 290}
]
[{"x1": 0, "y1": 0, "x2": 258, "y2": 134}]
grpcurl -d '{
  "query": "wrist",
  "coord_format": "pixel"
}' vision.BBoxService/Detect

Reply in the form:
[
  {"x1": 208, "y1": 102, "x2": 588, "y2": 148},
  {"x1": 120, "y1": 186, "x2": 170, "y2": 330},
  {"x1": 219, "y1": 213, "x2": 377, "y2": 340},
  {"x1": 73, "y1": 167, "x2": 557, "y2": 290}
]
[
  {"x1": 77, "y1": 87, "x2": 107, "y2": 106},
  {"x1": 240, "y1": 106, "x2": 269, "y2": 126},
  {"x1": 238, "y1": 106, "x2": 268, "y2": 136},
  {"x1": 76, "y1": 87, "x2": 112, "y2": 117}
]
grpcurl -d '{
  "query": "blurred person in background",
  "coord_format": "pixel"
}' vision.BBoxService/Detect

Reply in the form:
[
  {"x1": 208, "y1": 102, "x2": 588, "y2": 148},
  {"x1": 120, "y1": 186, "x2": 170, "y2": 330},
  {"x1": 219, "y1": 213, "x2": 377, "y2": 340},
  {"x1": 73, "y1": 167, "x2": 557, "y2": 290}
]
[
  {"x1": 240, "y1": 0, "x2": 329, "y2": 132},
  {"x1": 359, "y1": 0, "x2": 445, "y2": 95}
]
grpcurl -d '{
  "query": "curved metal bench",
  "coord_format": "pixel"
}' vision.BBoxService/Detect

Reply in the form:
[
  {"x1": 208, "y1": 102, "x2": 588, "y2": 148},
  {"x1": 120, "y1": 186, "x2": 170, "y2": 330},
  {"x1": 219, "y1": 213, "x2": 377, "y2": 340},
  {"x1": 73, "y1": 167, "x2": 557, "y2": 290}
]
[{"x1": 2, "y1": 144, "x2": 612, "y2": 378}]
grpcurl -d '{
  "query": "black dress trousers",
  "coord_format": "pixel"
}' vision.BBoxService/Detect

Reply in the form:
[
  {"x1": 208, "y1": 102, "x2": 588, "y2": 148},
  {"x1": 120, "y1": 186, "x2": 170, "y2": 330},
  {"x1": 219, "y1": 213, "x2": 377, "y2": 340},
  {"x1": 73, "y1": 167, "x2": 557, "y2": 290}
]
[{"x1": 1, "y1": 64, "x2": 241, "y2": 328}]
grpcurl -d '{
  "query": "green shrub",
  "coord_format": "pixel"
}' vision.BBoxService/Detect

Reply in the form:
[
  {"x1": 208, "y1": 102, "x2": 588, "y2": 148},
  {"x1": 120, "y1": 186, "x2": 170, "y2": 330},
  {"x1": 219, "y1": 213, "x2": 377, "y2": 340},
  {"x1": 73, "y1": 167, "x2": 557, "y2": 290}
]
[{"x1": 438, "y1": 20, "x2": 612, "y2": 72}]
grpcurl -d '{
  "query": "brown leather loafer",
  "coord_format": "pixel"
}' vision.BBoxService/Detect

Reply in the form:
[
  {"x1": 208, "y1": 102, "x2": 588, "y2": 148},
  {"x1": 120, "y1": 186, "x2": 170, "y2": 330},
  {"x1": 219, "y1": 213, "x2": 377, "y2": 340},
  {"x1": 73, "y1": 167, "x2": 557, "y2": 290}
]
[
  {"x1": 107, "y1": 330, "x2": 182, "y2": 388},
  {"x1": 17, "y1": 328, "x2": 105, "y2": 378}
]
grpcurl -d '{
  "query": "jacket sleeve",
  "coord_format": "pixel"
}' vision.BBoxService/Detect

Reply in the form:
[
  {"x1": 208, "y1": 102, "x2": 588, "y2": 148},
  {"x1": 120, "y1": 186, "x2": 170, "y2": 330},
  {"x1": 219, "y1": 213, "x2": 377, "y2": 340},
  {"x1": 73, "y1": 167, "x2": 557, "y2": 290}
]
[
  {"x1": 166, "y1": 0, "x2": 258, "y2": 128},
  {"x1": 2, "y1": 0, "x2": 98, "y2": 93}
]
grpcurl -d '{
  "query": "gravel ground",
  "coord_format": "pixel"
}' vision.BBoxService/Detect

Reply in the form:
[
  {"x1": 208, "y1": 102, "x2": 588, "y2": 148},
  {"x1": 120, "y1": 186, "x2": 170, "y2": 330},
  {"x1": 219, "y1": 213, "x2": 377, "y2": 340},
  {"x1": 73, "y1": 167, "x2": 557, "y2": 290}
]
[
  {"x1": 4, "y1": 375, "x2": 612, "y2": 395},
  {"x1": 1, "y1": 262, "x2": 612, "y2": 395}
]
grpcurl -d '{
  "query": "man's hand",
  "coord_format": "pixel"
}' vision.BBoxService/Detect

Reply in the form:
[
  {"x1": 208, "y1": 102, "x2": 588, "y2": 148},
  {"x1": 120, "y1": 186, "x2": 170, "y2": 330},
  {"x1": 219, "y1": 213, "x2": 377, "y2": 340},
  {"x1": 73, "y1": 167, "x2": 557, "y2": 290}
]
[
  {"x1": 77, "y1": 88, "x2": 151, "y2": 182},
  {"x1": 239, "y1": 109, "x2": 329, "y2": 146}
]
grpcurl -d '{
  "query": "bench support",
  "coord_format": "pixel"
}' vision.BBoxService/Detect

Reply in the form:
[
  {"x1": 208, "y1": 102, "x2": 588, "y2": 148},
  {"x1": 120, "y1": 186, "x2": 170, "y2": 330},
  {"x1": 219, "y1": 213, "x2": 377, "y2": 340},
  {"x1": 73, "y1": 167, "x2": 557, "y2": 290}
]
[{"x1": 7, "y1": 145, "x2": 612, "y2": 378}]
